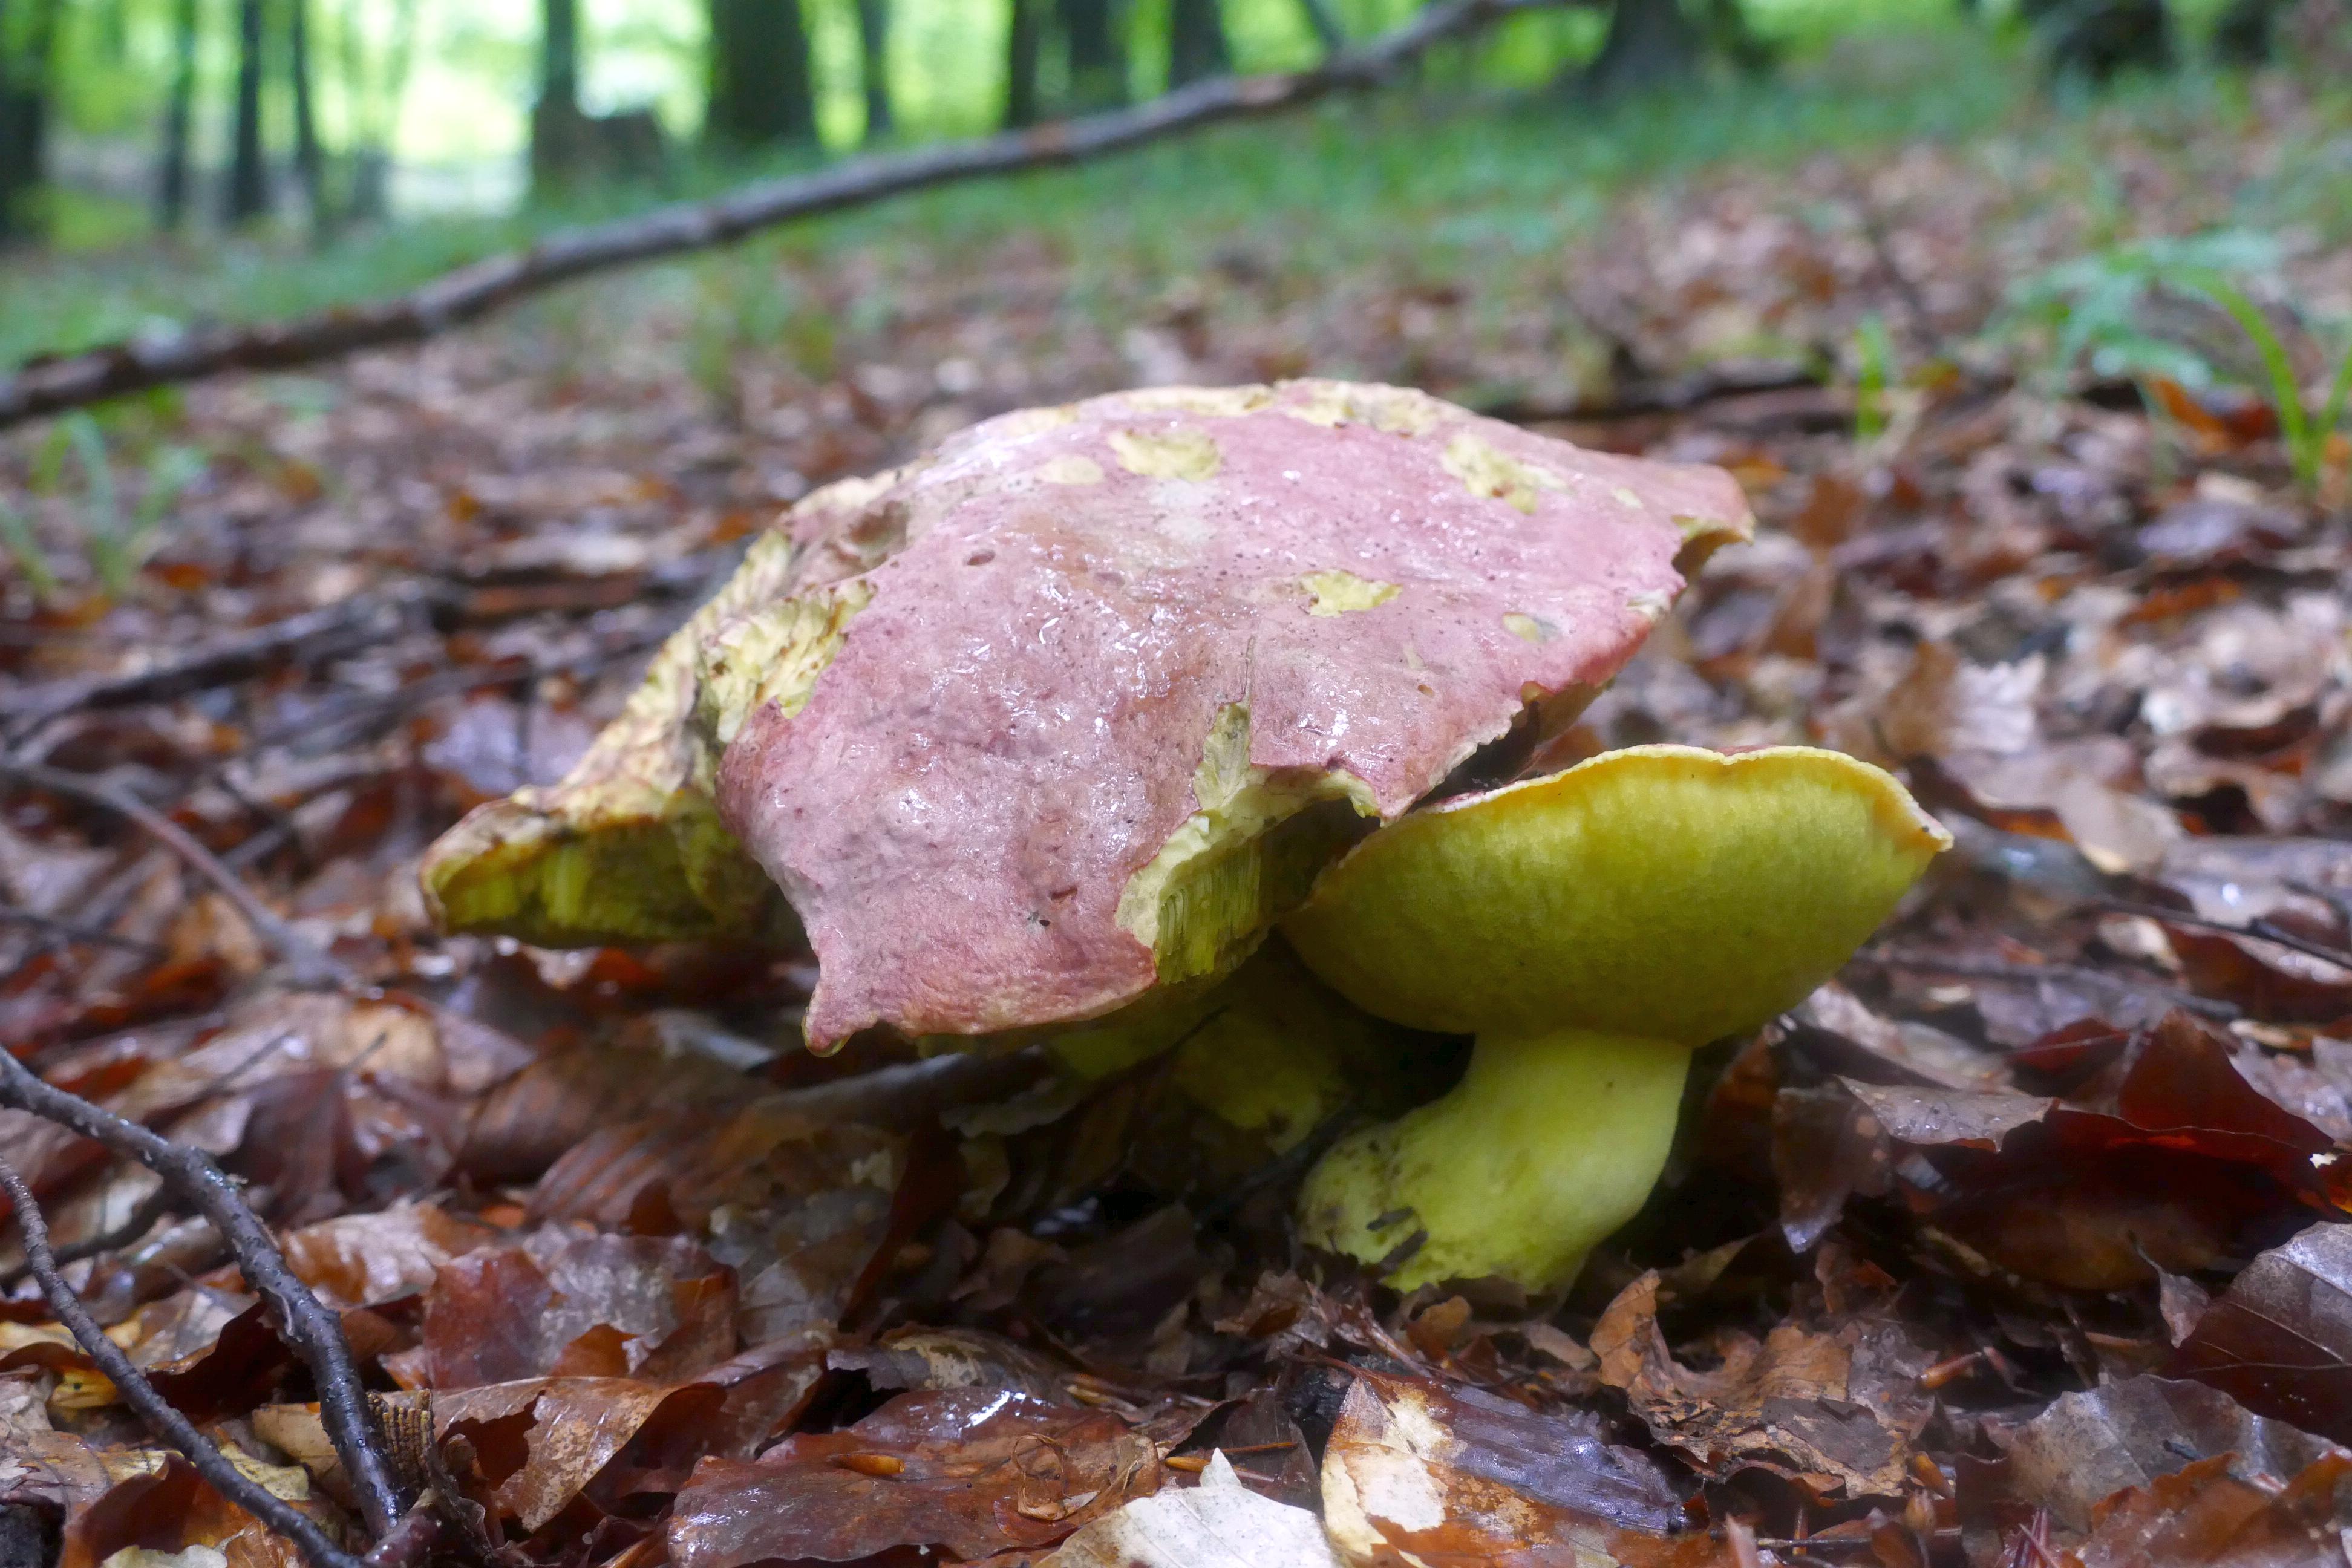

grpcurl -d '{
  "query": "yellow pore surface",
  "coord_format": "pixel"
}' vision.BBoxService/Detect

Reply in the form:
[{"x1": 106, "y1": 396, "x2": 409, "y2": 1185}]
[{"x1": 1282, "y1": 745, "x2": 1951, "y2": 1046}]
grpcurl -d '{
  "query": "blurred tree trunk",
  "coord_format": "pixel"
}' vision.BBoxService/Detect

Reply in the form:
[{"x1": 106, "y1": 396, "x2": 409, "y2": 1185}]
[
  {"x1": 1298, "y1": 0, "x2": 1345, "y2": 54},
  {"x1": 289, "y1": 0, "x2": 330, "y2": 238},
  {"x1": 532, "y1": 0, "x2": 586, "y2": 190},
  {"x1": 0, "y1": 0, "x2": 62, "y2": 243},
  {"x1": 1583, "y1": 0, "x2": 1702, "y2": 94},
  {"x1": 158, "y1": 0, "x2": 201, "y2": 229},
  {"x1": 2212, "y1": 0, "x2": 2282, "y2": 60},
  {"x1": 855, "y1": 0, "x2": 892, "y2": 141},
  {"x1": 1578, "y1": 0, "x2": 1769, "y2": 95},
  {"x1": 706, "y1": 0, "x2": 817, "y2": 150},
  {"x1": 1005, "y1": 0, "x2": 1045, "y2": 128},
  {"x1": 2019, "y1": 0, "x2": 2173, "y2": 77},
  {"x1": 347, "y1": 0, "x2": 420, "y2": 221},
  {"x1": 1060, "y1": 0, "x2": 1126, "y2": 106},
  {"x1": 226, "y1": 0, "x2": 272, "y2": 221},
  {"x1": 1168, "y1": 0, "x2": 1229, "y2": 87}
]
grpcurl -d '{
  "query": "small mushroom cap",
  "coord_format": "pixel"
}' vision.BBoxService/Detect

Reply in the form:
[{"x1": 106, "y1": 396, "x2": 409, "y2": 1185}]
[{"x1": 1281, "y1": 745, "x2": 1951, "y2": 1045}]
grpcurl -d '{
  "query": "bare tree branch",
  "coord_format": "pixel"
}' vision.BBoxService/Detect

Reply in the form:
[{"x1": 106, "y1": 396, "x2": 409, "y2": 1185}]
[
  {"x1": 0, "y1": 760, "x2": 354, "y2": 988},
  {"x1": 0, "y1": 0, "x2": 1563, "y2": 431},
  {"x1": 0, "y1": 1050, "x2": 404, "y2": 1538},
  {"x1": 0, "y1": 1153, "x2": 368, "y2": 1568}
]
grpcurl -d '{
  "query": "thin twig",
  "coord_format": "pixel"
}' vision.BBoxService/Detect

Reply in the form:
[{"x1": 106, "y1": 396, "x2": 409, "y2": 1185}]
[
  {"x1": 1472, "y1": 359, "x2": 1829, "y2": 423},
  {"x1": 0, "y1": 760, "x2": 353, "y2": 988},
  {"x1": 0, "y1": 1153, "x2": 367, "y2": 1568},
  {"x1": 1859, "y1": 947, "x2": 2241, "y2": 1021},
  {"x1": 0, "y1": 1177, "x2": 174, "y2": 1292},
  {"x1": 0, "y1": 589, "x2": 425, "y2": 746},
  {"x1": 0, "y1": 904, "x2": 165, "y2": 956},
  {"x1": 0, "y1": 1050, "x2": 403, "y2": 1537},
  {"x1": 2092, "y1": 897, "x2": 2352, "y2": 971},
  {"x1": 0, "y1": 0, "x2": 1563, "y2": 429}
]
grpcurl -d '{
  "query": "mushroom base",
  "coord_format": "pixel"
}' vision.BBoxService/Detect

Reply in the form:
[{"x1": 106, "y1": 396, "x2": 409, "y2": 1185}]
[{"x1": 1296, "y1": 1026, "x2": 1691, "y2": 1293}]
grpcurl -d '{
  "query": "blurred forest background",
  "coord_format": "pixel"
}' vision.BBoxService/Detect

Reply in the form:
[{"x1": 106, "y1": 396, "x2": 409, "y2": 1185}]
[{"x1": 0, "y1": 0, "x2": 2345, "y2": 358}]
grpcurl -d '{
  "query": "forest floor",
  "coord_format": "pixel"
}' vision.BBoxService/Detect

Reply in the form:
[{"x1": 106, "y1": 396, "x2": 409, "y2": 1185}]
[{"x1": 5, "y1": 39, "x2": 2352, "y2": 1568}]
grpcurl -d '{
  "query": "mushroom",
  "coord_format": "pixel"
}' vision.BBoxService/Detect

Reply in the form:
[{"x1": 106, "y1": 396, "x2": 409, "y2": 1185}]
[
  {"x1": 424, "y1": 381, "x2": 1755, "y2": 1077},
  {"x1": 1281, "y1": 743, "x2": 1950, "y2": 1293}
]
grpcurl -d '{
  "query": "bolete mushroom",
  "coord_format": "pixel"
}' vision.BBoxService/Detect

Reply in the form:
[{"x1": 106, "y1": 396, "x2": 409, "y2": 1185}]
[
  {"x1": 423, "y1": 380, "x2": 1755, "y2": 1068},
  {"x1": 1281, "y1": 743, "x2": 1950, "y2": 1293}
]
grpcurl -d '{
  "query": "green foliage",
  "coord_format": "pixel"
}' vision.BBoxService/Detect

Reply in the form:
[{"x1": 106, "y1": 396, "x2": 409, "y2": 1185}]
[
  {"x1": 1853, "y1": 311, "x2": 1893, "y2": 445},
  {"x1": 2003, "y1": 231, "x2": 2352, "y2": 493},
  {"x1": 5, "y1": 413, "x2": 205, "y2": 602}
]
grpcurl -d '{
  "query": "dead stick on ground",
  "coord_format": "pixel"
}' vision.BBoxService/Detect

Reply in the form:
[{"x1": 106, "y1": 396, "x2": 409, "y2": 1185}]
[
  {"x1": 0, "y1": 1154, "x2": 370, "y2": 1568},
  {"x1": 0, "y1": 589, "x2": 426, "y2": 745},
  {"x1": 0, "y1": 0, "x2": 1566, "y2": 429},
  {"x1": 0, "y1": 1178, "x2": 174, "y2": 1292},
  {"x1": 0, "y1": 1050, "x2": 403, "y2": 1537},
  {"x1": 0, "y1": 760, "x2": 353, "y2": 988}
]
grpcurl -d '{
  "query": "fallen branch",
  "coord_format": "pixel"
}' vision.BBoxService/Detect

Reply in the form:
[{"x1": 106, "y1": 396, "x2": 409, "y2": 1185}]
[
  {"x1": 0, "y1": 759, "x2": 353, "y2": 988},
  {"x1": 0, "y1": 1049, "x2": 403, "y2": 1539},
  {"x1": 0, "y1": 589, "x2": 427, "y2": 745},
  {"x1": 0, "y1": 0, "x2": 1562, "y2": 430},
  {"x1": 1472, "y1": 359, "x2": 1829, "y2": 423},
  {"x1": 0, "y1": 1154, "x2": 367, "y2": 1568}
]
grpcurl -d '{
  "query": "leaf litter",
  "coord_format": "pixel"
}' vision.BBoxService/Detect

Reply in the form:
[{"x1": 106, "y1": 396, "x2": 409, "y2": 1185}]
[{"x1": 5, "y1": 85, "x2": 2352, "y2": 1568}]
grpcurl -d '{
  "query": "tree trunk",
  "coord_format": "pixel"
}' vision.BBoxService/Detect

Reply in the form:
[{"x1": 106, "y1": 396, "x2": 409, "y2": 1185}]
[
  {"x1": 855, "y1": 0, "x2": 892, "y2": 141},
  {"x1": 289, "y1": 0, "x2": 329, "y2": 237},
  {"x1": 1582, "y1": 0, "x2": 1705, "y2": 96},
  {"x1": 706, "y1": 0, "x2": 817, "y2": 151},
  {"x1": 1005, "y1": 0, "x2": 1045, "y2": 128},
  {"x1": 2019, "y1": 0, "x2": 2174, "y2": 78},
  {"x1": 226, "y1": 0, "x2": 271, "y2": 221},
  {"x1": 347, "y1": 0, "x2": 420, "y2": 221},
  {"x1": 1167, "y1": 0, "x2": 1230, "y2": 87},
  {"x1": 157, "y1": 0, "x2": 201, "y2": 229},
  {"x1": 0, "y1": 0, "x2": 62, "y2": 243},
  {"x1": 532, "y1": 0, "x2": 586, "y2": 191},
  {"x1": 1298, "y1": 0, "x2": 1345, "y2": 54},
  {"x1": 0, "y1": 0, "x2": 22, "y2": 244},
  {"x1": 2212, "y1": 0, "x2": 2281, "y2": 60},
  {"x1": 1059, "y1": 0, "x2": 1126, "y2": 107}
]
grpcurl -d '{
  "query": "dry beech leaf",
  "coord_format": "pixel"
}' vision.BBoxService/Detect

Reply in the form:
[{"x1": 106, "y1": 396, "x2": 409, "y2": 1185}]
[
  {"x1": 385, "y1": 1229, "x2": 736, "y2": 1391},
  {"x1": 1591, "y1": 1272, "x2": 1932, "y2": 1498},
  {"x1": 2051, "y1": 1451, "x2": 2352, "y2": 1568},
  {"x1": 277, "y1": 1202, "x2": 498, "y2": 1312},
  {"x1": 437, "y1": 1376, "x2": 724, "y2": 1533},
  {"x1": 2175, "y1": 1221, "x2": 2352, "y2": 1445},
  {"x1": 1318, "y1": 1367, "x2": 1682, "y2": 1567},
  {"x1": 667, "y1": 1387, "x2": 1163, "y2": 1568},
  {"x1": 1966, "y1": 1375, "x2": 2345, "y2": 1540},
  {"x1": 1042, "y1": 1450, "x2": 1342, "y2": 1568}
]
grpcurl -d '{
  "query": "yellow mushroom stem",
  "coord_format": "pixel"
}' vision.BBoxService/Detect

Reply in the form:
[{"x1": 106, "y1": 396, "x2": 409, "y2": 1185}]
[
  {"x1": 1298, "y1": 1027, "x2": 1688, "y2": 1292},
  {"x1": 1282, "y1": 744, "x2": 1952, "y2": 1295}
]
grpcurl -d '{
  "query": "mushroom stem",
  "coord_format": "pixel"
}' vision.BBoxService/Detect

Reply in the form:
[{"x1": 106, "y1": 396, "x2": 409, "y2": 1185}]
[{"x1": 1298, "y1": 1025, "x2": 1691, "y2": 1293}]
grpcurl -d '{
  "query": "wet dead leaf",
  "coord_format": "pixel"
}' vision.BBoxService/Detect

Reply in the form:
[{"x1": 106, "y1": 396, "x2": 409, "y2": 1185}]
[
  {"x1": 2175, "y1": 1221, "x2": 2352, "y2": 1445},
  {"x1": 1592, "y1": 1272, "x2": 1932, "y2": 1498},
  {"x1": 1043, "y1": 1450, "x2": 1341, "y2": 1567},
  {"x1": 666, "y1": 1388, "x2": 1162, "y2": 1567},
  {"x1": 1318, "y1": 1367, "x2": 1682, "y2": 1567}
]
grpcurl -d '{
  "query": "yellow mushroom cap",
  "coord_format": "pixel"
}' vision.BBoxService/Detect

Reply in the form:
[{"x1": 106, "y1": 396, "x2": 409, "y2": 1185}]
[{"x1": 1281, "y1": 745, "x2": 1951, "y2": 1046}]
